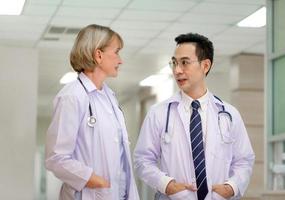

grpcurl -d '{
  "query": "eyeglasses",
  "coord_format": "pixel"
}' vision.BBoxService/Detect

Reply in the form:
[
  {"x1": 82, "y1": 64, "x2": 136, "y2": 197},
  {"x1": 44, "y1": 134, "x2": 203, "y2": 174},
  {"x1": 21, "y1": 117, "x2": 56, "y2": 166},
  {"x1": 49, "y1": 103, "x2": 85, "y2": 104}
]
[{"x1": 169, "y1": 59, "x2": 200, "y2": 70}]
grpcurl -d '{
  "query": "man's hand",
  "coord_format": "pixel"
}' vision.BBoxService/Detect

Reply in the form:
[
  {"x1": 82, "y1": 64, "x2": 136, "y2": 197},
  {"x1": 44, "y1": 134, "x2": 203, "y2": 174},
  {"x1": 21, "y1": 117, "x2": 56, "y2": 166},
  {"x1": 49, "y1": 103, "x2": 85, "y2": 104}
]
[
  {"x1": 165, "y1": 180, "x2": 197, "y2": 196},
  {"x1": 86, "y1": 173, "x2": 110, "y2": 188},
  {"x1": 212, "y1": 184, "x2": 234, "y2": 199}
]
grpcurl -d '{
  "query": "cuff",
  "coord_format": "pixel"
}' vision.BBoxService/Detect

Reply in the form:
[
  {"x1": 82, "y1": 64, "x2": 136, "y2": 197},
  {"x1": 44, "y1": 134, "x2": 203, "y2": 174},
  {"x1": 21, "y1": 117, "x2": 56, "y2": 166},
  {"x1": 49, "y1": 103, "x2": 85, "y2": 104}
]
[
  {"x1": 225, "y1": 180, "x2": 238, "y2": 197},
  {"x1": 75, "y1": 167, "x2": 93, "y2": 191},
  {"x1": 158, "y1": 175, "x2": 175, "y2": 194}
]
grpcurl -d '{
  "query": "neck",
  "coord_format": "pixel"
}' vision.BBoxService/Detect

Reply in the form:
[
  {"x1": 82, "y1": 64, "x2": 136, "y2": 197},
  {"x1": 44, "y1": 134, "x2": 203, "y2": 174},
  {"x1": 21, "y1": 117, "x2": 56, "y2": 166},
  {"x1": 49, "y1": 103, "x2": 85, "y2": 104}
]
[
  {"x1": 186, "y1": 83, "x2": 207, "y2": 100},
  {"x1": 83, "y1": 68, "x2": 106, "y2": 90}
]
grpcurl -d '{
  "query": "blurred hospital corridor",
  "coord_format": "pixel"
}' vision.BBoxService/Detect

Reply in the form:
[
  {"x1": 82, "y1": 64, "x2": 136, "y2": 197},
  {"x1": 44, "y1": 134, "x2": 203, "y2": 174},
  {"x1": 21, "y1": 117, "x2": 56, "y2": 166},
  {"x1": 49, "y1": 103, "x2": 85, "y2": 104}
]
[{"x1": 0, "y1": 0, "x2": 285, "y2": 199}]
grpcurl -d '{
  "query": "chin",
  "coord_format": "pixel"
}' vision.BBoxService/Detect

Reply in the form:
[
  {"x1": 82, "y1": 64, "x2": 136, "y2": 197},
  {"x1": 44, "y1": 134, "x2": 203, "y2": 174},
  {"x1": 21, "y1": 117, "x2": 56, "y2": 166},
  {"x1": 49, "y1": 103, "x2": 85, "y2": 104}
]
[{"x1": 110, "y1": 73, "x2": 118, "y2": 77}]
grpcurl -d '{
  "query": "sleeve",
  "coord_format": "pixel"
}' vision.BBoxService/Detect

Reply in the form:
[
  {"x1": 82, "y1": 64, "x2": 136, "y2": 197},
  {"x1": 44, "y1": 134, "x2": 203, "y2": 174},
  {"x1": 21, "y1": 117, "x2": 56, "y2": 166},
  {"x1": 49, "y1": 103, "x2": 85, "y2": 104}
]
[
  {"x1": 133, "y1": 107, "x2": 174, "y2": 194},
  {"x1": 45, "y1": 95, "x2": 93, "y2": 191},
  {"x1": 226, "y1": 108, "x2": 255, "y2": 199}
]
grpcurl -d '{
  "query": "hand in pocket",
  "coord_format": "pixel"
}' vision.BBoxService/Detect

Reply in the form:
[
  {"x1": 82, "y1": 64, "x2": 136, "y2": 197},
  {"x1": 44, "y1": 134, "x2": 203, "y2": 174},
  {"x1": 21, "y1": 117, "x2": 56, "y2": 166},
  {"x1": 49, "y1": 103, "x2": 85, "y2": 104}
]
[{"x1": 86, "y1": 173, "x2": 110, "y2": 188}]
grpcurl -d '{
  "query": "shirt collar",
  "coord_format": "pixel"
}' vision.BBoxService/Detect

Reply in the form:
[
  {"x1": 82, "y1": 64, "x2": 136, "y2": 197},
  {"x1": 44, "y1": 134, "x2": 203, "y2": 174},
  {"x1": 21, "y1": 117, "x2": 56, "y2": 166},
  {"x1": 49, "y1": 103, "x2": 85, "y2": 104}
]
[{"x1": 181, "y1": 89, "x2": 209, "y2": 112}]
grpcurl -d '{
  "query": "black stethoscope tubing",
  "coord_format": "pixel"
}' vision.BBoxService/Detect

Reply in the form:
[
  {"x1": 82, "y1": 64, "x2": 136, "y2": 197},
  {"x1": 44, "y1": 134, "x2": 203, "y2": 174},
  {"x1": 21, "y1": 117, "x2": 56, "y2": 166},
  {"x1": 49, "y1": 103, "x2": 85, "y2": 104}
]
[
  {"x1": 78, "y1": 77, "x2": 93, "y2": 117},
  {"x1": 78, "y1": 77, "x2": 97, "y2": 127}
]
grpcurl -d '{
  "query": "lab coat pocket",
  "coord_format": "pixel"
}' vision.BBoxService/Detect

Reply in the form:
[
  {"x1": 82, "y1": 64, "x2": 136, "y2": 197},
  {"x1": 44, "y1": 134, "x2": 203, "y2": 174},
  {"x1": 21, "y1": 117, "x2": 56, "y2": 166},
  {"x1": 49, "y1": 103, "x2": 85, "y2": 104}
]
[
  {"x1": 214, "y1": 131, "x2": 233, "y2": 162},
  {"x1": 168, "y1": 189, "x2": 191, "y2": 200},
  {"x1": 94, "y1": 188, "x2": 112, "y2": 200},
  {"x1": 211, "y1": 149, "x2": 232, "y2": 182},
  {"x1": 212, "y1": 191, "x2": 227, "y2": 200},
  {"x1": 60, "y1": 184, "x2": 76, "y2": 200}
]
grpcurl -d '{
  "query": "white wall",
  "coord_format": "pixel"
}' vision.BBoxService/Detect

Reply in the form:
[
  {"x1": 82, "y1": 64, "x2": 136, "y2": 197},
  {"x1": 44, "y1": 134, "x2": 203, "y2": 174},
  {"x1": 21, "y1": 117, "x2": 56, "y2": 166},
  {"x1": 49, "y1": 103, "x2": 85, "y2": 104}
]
[{"x1": 0, "y1": 47, "x2": 38, "y2": 199}]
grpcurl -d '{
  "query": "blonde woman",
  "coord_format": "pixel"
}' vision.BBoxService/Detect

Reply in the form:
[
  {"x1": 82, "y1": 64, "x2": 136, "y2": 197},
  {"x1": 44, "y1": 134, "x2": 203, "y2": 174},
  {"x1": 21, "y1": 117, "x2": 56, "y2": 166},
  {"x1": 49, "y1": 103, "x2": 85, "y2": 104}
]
[{"x1": 45, "y1": 24, "x2": 139, "y2": 200}]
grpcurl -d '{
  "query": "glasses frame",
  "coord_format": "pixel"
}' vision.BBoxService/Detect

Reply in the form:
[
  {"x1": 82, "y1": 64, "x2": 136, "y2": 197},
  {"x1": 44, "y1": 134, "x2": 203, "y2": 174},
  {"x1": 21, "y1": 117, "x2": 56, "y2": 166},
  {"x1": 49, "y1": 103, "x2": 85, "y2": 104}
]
[{"x1": 169, "y1": 58, "x2": 200, "y2": 70}]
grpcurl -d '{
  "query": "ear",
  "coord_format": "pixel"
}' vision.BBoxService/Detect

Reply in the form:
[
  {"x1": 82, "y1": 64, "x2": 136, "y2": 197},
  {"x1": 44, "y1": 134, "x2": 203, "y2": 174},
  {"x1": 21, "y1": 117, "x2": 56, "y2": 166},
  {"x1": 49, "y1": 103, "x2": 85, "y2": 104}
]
[
  {"x1": 93, "y1": 49, "x2": 103, "y2": 64},
  {"x1": 202, "y1": 59, "x2": 211, "y2": 75}
]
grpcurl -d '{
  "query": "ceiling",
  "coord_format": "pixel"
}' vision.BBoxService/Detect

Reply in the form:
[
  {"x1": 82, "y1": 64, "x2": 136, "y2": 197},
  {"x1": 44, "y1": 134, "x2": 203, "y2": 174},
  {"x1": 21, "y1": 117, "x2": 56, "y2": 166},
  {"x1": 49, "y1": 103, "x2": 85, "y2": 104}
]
[{"x1": 0, "y1": 0, "x2": 266, "y2": 117}]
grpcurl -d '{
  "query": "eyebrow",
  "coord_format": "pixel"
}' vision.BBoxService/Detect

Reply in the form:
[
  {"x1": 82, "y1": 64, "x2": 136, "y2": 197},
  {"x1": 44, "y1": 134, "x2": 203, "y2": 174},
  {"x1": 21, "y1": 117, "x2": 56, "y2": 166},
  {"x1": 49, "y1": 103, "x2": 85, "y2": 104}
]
[{"x1": 171, "y1": 56, "x2": 191, "y2": 60}]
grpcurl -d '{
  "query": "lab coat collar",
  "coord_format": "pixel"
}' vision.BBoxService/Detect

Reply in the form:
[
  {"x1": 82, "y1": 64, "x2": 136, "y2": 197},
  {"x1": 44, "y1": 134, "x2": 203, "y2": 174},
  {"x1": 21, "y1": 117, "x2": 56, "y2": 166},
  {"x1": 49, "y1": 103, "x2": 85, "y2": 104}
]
[
  {"x1": 166, "y1": 91, "x2": 224, "y2": 110},
  {"x1": 78, "y1": 72, "x2": 115, "y2": 96},
  {"x1": 165, "y1": 91, "x2": 181, "y2": 104},
  {"x1": 78, "y1": 72, "x2": 97, "y2": 93},
  {"x1": 209, "y1": 92, "x2": 225, "y2": 111}
]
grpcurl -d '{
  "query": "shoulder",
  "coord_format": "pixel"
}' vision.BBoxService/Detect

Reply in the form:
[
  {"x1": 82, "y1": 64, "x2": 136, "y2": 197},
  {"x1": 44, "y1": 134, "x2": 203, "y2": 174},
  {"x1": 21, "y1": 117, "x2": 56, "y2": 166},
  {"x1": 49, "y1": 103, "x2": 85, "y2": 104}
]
[
  {"x1": 221, "y1": 100, "x2": 240, "y2": 117},
  {"x1": 149, "y1": 97, "x2": 175, "y2": 114},
  {"x1": 53, "y1": 80, "x2": 88, "y2": 107},
  {"x1": 210, "y1": 93, "x2": 243, "y2": 120},
  {"x1": 146, "y1": 95, "x2": 179, "y2": 123}
]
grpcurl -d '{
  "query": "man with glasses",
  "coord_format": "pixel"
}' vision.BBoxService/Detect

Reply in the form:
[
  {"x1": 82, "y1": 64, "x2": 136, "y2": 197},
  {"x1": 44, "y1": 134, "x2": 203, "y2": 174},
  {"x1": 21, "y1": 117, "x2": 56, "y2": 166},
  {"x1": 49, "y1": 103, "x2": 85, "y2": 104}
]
[{"x1": 134, "y1": 33, "x2": 255, "y2": 200}]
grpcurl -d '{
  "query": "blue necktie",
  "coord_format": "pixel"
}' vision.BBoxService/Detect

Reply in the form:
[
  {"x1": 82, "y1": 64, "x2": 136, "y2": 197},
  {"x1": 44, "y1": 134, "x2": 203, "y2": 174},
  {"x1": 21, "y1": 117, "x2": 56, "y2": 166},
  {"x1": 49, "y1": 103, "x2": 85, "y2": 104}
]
[{"x1": 190, "y1": 100, "x2": 208, "y2": 200}]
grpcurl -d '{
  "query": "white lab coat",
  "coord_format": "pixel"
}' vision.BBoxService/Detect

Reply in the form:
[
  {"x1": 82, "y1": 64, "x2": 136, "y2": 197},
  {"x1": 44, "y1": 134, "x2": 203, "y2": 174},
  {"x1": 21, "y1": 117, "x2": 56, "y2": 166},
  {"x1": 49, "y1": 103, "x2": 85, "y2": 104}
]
[
  {"x1": 134, "y1": 91, "x2": 255, "y2": 200},
  {"x1": 45, "y1": 73, "x2": 139, "y2": 200}
]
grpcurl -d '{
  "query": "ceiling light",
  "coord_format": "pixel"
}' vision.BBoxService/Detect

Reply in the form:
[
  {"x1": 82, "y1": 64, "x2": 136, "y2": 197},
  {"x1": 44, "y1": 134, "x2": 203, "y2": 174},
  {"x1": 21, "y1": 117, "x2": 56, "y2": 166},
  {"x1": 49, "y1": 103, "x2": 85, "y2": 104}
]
[
  {"x1": 237, "y1": 6, "x2": 266, "y2": 28},
  {"x1": 60, "y1": 72, "x2": 78, "y2": 84},
  {"x1": 159, "y1": 65, "x2": 172, "y2": 75},
  {"x1": 0, "y1": 0, "x2": 26, "y2": 15},
  {"x1": 139, "y1": 74, "x2": 169, "y2": 87}
]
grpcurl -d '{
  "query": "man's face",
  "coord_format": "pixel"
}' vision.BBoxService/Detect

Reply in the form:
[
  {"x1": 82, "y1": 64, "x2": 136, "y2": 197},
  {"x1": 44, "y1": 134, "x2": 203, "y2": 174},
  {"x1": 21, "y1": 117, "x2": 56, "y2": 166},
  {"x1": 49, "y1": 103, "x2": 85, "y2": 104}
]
[{"x1": 171, "y1": 43, "x2": 210, "y2": 95}]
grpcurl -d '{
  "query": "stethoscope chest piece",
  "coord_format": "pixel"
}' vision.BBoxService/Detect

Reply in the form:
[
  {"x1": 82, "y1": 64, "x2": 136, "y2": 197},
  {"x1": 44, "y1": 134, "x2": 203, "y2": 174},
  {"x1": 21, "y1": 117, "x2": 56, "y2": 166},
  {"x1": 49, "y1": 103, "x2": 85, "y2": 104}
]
[{"x1": 87, "y1": 116, "x2": 96, "y2": 127}]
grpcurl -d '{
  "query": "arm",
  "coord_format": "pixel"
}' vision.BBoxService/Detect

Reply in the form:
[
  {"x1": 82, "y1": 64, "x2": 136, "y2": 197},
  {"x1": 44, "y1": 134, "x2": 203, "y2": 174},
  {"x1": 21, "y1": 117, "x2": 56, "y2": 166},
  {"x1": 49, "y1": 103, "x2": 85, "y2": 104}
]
[
  {"x1": 224, "y1": 108, "x2": 255, "y2": 198},
  {"x1": 134, "y1": 108, "x2": 174, "y2": 194},
  {"x1": 45, "y1": 95, "x2": 93, "y2": 191}
]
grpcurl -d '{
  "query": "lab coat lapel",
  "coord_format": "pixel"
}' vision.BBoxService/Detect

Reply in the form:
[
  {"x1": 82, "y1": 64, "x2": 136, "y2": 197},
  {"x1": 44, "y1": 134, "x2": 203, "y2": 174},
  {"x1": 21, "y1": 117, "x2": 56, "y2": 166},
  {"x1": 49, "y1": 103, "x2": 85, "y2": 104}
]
[
  {"x1": 205, "y1": 95, "x2": 220, "y2": 180},
  {"x1": 168, "y1": 92, "x2": 190, "y2": 143},
  {"x1": 177, "y1": 102, "x2": 189, "y2": 138}
]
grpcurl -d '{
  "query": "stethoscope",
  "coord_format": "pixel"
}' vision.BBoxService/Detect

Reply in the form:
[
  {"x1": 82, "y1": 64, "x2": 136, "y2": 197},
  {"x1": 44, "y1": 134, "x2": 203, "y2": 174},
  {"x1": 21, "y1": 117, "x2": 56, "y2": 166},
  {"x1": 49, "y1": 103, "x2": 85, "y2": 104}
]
[
  {"x1": 78, "y1": 77, "x2": 96, "y2": 127},
  {"x1": 164, "y1": 96, "x2": 234, "y2": 144}
]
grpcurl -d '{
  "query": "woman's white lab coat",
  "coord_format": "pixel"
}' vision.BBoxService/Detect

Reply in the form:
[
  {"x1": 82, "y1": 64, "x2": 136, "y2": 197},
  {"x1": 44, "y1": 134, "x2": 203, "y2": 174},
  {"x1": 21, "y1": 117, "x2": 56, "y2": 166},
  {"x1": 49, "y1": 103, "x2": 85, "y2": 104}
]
[
  {"x1": 134, "y1": 92, "x2": 255, "y2": 200},
  {"x1": 45, "y1": 73, "x2": 139, "y2": 200}
]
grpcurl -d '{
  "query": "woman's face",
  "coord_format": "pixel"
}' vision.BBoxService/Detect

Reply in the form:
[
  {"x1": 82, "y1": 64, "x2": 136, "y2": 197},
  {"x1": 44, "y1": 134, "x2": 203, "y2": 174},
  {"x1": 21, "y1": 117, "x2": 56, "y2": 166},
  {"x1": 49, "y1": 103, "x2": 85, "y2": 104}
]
[{"x1": 97, "y1": 37, "x2": 123, "y2": 78}]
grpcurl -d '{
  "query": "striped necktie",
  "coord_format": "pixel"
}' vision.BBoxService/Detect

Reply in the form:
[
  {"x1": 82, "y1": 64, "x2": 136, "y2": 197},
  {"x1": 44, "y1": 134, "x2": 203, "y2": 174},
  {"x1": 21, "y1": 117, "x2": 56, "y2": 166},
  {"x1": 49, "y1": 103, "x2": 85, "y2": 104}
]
[{"x1": 190, "y1": 100, "x2": 208, "y2": 200}]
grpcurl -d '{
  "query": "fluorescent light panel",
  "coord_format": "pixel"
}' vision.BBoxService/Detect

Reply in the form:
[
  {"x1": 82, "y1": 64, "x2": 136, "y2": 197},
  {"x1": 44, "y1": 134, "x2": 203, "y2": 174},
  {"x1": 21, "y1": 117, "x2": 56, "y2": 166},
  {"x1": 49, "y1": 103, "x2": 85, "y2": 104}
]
[
  {"x1": 60, "y1": 72, "x2": 78, "y2": 84},
  {"x1": 159, "y1": 65, "x2": 172, "y2": 75},
  {"x1": 140, "y1": 64, "x2": 172, "y2": 87},
  {"x1": 0, "y1": 0, "x2": 26, "y2": 15},
  {"x1": 139, "y1": 74, "x2": 169, "y2": 87},
  {"x1": 237, "y1": 6, "x2": 266, "y2": 28}
]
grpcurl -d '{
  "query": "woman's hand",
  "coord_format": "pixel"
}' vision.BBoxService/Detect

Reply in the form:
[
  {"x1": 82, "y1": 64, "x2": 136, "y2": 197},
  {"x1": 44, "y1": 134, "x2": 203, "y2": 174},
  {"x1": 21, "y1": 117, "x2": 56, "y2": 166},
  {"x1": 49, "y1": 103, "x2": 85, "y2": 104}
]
[
  {"x1": 86, "y1": 173, "x2": 110, "y2": 188},
  {"x1": 166, "y1": 180, "x2": 197, "y2": 196}
]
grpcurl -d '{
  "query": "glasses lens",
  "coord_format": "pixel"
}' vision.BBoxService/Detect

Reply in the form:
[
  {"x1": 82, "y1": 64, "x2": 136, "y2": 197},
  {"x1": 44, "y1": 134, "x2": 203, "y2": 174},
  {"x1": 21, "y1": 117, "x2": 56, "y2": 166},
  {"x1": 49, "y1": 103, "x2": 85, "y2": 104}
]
[{"x1": 169, "y1": 61, "x2": 175, "y2": 69}]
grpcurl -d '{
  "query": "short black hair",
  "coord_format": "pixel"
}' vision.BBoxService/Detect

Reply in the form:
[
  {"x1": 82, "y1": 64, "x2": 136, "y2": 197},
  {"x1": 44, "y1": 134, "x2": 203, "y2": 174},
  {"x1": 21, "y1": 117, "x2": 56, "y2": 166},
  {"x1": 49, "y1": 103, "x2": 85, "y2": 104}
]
[{"x1": 175, "y1": 33, "x2": 214, "y2": 75}]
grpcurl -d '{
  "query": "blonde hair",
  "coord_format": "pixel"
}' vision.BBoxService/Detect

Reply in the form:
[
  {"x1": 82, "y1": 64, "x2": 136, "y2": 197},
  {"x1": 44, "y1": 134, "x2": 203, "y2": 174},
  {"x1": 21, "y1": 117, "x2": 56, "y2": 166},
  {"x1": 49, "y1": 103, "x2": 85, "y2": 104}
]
[{"x1": 70, "y1": 24, "x2": 123, "y2": 72}]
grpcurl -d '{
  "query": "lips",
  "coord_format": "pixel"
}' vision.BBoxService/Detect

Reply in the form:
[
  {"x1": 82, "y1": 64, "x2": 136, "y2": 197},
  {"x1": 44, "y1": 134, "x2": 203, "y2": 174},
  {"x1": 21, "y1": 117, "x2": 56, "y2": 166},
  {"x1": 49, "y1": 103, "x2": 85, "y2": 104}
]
[{"x1": 176, "y1": 78, "x2": 187, "y2": 85}]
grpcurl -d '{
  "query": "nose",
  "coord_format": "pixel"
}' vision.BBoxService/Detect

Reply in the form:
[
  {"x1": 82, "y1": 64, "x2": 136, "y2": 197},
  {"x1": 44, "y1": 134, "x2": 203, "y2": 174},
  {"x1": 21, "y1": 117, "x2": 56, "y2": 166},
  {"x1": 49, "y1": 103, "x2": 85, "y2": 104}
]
[{"x1": 118, "y1": 55, "x2": 123, "y2": 65}]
